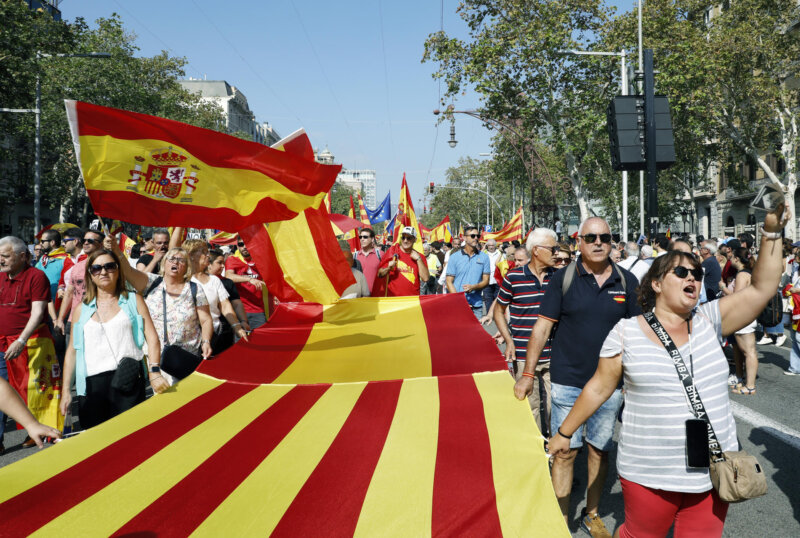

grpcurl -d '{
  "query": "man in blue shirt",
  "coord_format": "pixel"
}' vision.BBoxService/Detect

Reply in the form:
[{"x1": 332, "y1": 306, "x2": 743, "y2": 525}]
[{"x1": 446, "y1": 226, "x2": 490, "y2": 318}]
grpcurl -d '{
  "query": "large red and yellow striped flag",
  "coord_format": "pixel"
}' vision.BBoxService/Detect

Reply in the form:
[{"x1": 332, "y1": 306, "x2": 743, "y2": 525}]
[
  {"x1": 393, "y1": 173, "x2": 424, "y2": 254},
  {"x1": 209, "y1": 230, "x2": 239, "y2": 246},
  {"x1": 236, "y1": 130, "x2": 355, "y2": 303},
  {"x1": 484, "y1": 207, "x2": 524, "y2": 243},
  {"x1": 0, "y1": 295, "x2": 566, "y2": 536},
  {"x1": 429, "y1": 215, "x2": 453, "y2": 243},
  {"x1": 65, "y1": 101, "x2": 340, "y2": 230},
  {"x1": 0, "y1": 327, "x2": 64, "y2": 432},
  {"x1": 35, "y1": 222, "x2": 77, "y2": 240}
]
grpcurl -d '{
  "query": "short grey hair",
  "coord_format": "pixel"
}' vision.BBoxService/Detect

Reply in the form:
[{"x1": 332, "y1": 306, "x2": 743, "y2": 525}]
[
  {"x1": 625, "y1": 242, "x2": 640, "y2": 258},
  {"x1": 0, "y1": 236, "x2": 29, "y2": 254},
  {"x1": 640, "y1": 245, "x2": 653, "y2": 258},
  {"x1": 702, "y1": 241, "x2": 717, "y2": 255},
  {"x1": 525, "y1": 227, "x2": 558, "y2": 252}
]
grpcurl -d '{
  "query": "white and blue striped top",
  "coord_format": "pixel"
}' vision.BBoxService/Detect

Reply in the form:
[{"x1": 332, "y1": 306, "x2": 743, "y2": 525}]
[{"x1": 599, "y1": 300, "x2": 738, "y2": 493}]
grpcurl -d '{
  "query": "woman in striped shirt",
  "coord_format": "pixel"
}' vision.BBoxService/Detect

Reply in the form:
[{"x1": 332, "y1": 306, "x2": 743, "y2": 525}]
[{"x1": 548, "y1": 206, "x2": 788, "y2": 537}]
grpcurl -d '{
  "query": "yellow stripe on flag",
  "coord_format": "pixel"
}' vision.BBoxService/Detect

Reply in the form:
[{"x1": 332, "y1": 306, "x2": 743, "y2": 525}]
[
  {"x1": 354, "y1": 377, "x2": 439, "y2": 537},
  {"x1": 31, "y1": 384, "x2": 292, "y2": 538},
  {"x1": 78, "y1": 136, "x2": 324, "y2": 214},
  {"x1": 0, "y1": 374, "x2": 223, "y2": 504},
  {"x1": 193, "y1": 382, "x2": 366, "y2": 536},
  {"x1": 265, "y1": 210, "x2": 340, "y2": 303},
  {"x1": 272, "y1": 297, "x2": 432, "y2": 384},
  {"x1": 473, "y1": 372, "x2": 569, "y2": 537}
]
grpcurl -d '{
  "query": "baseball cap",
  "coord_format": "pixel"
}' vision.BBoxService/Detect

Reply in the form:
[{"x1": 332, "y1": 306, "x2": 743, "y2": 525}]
[{"x1": 400, "y1": 226, "x2": 417, "y2": 239}]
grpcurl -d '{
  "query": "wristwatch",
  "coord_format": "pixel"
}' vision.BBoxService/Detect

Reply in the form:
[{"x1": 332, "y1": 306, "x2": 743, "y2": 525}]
[{"x1": 148, "y1": 364, "x2": 161, "y2": 373}]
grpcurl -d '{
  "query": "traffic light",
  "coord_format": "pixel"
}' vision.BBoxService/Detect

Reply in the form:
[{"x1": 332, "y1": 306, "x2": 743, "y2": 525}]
[
  {"x1": 607, "y1": 95, "x2": 675, "y2": 171},
  {"x1": 428, "y1": 182, "x2": 435, "y2": 194}
]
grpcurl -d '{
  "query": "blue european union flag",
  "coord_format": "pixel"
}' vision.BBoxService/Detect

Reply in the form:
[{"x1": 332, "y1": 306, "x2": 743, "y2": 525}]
[
  {"x1": 386, "y1": 213, "x2": 397, "y2": 237},
  {"x1": 366, "y1": 192, "x2": 391, "y2": 224}
]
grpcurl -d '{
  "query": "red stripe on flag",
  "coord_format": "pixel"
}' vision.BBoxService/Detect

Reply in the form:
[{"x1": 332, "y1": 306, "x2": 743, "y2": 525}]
[
  {"x1": 420, "y1": 295, "x2": 505, "y2": 376},
  {"x1": 86, "y1": 189, "x2": 300, "y2": 230},
  {"x1": 75, "y1": 102, "x2": 334, "y2": 196},
  {"x1": 112, "y1": 384, "x2": 331, "y2": 537},
  {"x1": 238, "y1": 222, "x2": 304, "y2": 302},
  {"x1": 432, "y1": 375, "x2": 503, "y2": 537},
  {"x1": 271, "y1": 380, "x2": 403, "y2": 536},
  {"x1": 0, "y1": 382, "x2": 254, "y2": 535},
  {"x1": 306, "y1": 206, "x2": 357, "y2": 296},
  {"x1": 195, "y1": 303, "x2": 322, "y2": 383}
]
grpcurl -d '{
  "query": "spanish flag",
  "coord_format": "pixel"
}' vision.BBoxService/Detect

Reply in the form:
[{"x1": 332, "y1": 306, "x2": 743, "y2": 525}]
[
  {"x1": 118, "y1": 232, "x2": 136, "y2": 258},
  {"x1": 0, "y1": 326, "x2": 63, "y2": 432},
  {"x1": 429, "y1": 215, "x2": 453, "y2": 243},
  {"x1": 0, "y1": 295, "x2": 567, "y2": 536},
  {"x1": 237, "y1": 130, "x2": 355, "y2": 304},
  {"x1": 209, "y1": 230, "x2": 239, "y2": 246},
  {"x1": 35, "y1": 223, "x2": 77, "y2": 240},
  {"x1": 393, "y1": 174, "x2": 424, "y2": 254},
  {"x1": 356, "y1": 194, "x2": 371, "y2": 227},
  {"x1": 65, "y1": 101, "x2": 339, "y2": 229},
  {"x1": 483, "y1": 207, "x2": 524, "y2": 243},
  {"x1": 345, "y1": 196, "x2": 360, "y2": 251}
]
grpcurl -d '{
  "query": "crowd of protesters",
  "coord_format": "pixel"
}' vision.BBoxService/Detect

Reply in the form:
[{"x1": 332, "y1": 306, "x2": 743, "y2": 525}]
[{"x1": 2, "y1": 203, "x2": 797, "y2": 537}]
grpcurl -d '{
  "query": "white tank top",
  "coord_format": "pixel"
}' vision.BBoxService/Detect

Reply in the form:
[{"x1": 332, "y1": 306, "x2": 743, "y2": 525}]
[{"x1": 83, "y1": 309, "x2": 143, "y2": 376}]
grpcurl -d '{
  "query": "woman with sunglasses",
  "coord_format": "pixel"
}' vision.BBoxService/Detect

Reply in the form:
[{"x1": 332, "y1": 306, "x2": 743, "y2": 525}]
[
  {"x1": 548, "y1": 206, "x2": 789, "y2": 537},
  {"x1": 60, "y1": 249, "x2": 167, "y2": 429},
  {"x1": 554, "y1": 243, "x2": 571, "y2": 268},
  {"x1": 182, "y1": 239, "x2": 249, "y2": 354},
  {"x1": 728, "y1": 247, "x2": 759, "y2": 395}
]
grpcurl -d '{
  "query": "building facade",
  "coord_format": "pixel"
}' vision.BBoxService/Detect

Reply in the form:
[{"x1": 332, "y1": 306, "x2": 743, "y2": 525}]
[{"x1": 313, "y1": 147, "x2": 378, "y2": 208}]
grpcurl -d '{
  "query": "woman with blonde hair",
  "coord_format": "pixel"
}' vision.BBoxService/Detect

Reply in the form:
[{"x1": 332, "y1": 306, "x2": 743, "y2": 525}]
[{"x1": 61, "y1": 249, "x2": 166, "y2": 428}]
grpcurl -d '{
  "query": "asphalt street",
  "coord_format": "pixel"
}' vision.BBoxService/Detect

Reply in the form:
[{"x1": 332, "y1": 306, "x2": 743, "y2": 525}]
[{"x1": 1, "y1": 322, "x2": 799, "y2": 537}]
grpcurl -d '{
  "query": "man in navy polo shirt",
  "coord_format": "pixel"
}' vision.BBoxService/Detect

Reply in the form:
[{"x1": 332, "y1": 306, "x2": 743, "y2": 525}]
[
  {"x1": 514, "y1": 217, "x2": 640, "y2": 538},
  {"x1": 495, "y1": 227, "x2": 558, "y2": 436},
  {"x1": 446, "y1": 225, "x2": 490, "y2": 318}
]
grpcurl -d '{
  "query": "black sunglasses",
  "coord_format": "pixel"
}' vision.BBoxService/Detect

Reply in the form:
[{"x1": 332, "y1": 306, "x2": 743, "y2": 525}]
[
  {"x1": 555, "y1": 256, "x2": 570, "y2": 264},
  {"x1": 580, "y1": 233, "x2": 612, "y2": 244},
  {"x1": 360, "y1": 235, "x2": 372, "y2": 239},
  {"x1": 83, "y1": 238, "x2": 100, "y2": 245},
  {"x1": 672, "y1": 266, "x2": 703, "y2": 281},
  {"x1": 467, "y1": 234, "x2": 479, "y2": 238},
  {"x1": 237, "y1": 242, "x2": 246, "y2": 247},
  {"x1": 89, "y1": 261, "x2": 119, "y2": 275}
]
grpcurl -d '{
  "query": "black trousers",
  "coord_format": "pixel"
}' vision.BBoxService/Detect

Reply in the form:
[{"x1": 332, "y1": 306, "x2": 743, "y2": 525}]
[{"x1": 78, "y1": 369, "x2": 146, "y2": 429}]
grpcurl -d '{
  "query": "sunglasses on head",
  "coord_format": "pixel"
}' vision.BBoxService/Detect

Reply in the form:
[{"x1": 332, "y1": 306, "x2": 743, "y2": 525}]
[
  {"x1": 580, "y1": 233, "x2": 612, "y2": 244},
  {"x1": 89, "y1": 261, "x2": 119, "y2": 275},
  {"x1": 83, "y1": 238, "x2": 100, "y2": 245},
  {"x1": 672, "y1": 265, "x2": 703, "y2": 281}
]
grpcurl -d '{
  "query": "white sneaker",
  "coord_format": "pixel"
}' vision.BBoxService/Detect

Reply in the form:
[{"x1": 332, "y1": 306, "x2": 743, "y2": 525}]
[
  {"x1": 757, "y1": 335, "x2": 773, "y2": 345},
  {"x1": 775, "y1": 334, "x2": 787, "y2": 347},
  {"x1": 784, "y1": 370, "x2": 799, "y2": 376},
  {"x1": 728, "y1": 374, "x2": 741, "y2": 387}
]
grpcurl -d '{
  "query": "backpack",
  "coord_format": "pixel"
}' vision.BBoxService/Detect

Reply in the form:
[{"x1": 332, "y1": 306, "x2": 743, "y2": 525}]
[
  {"x1": 757, "y1": 291, "x2": 783, "y2": 328},
  {"x1": 561, "y1": 260, "x2": 627, "y2": 297}
]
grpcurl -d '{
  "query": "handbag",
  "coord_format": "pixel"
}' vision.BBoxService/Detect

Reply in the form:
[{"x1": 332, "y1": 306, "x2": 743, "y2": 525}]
[
  {"x1": 96, "y1": 310, "x2": 143, "y2": 393},
  {"x1": 643, "y1": 311, "x2": 767, "y2": 503},
  {"x1": 159, "y1": 287, "x2": 203, "y2": 381}
]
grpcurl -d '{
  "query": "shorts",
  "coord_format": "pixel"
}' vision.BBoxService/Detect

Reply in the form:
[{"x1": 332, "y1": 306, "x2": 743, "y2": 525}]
[
  {"x1": 735, "y1": 319, "x2": 757, "y2": 335},
  {"x1": 618, "y1": 477, "x2": 728, "y2": 538},
  {"x1": 550, "y1": 382, "x2": 622, "y2": 451}
]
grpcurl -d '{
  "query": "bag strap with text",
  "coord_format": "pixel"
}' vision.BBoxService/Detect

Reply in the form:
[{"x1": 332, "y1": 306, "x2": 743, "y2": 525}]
[{"x1": 643, "y1": 311, "x2": 725, "y2": 463}]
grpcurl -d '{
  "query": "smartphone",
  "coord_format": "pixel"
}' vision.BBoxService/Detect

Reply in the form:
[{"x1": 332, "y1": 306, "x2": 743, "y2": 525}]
[
  {"x1": 749, "y1": 183, "x2": 785, "y2": 213},
  {"x1": 686, "y1": 418, "x2": 710, "y2": 468}
]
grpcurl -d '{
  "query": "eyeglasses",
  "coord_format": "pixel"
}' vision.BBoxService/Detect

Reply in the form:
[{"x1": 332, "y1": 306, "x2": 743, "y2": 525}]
[
  {"x1": 83, "y1": 238, "x2": 100, "y2": 245},
  {"x1": 39, "y1": 239, "x2": 53, "y2": 244},
  {"x1": 65, "y1": 237, "x2": 80, "y2": 243},
  {"x1": 554, "y1": 256, "x2": 570, "y2": 264},
  {"x1": 89, "y1": 261, "x2": 119, "y2": 275},
  {"x1": 360, "y1": 235, "x2": 372, "y2": 239},
  {"x1": 167, "y1": 257, "x2": 187, "y2": 265},
  {"x1": 237, "y1": 242, "x2": 245, "y2": 247},
  {"x1": 580, "y1": 233, "x2": 612, "y2": 244},
  {"x1": 533, "y1": 245, "x2": 559, "y2": 254},
  {"x1": 672, "y1": 266, "x2": 703, "y2": 281},
  {"x1": 467, "y1": 234, "x2": 479, "y2": 238}
]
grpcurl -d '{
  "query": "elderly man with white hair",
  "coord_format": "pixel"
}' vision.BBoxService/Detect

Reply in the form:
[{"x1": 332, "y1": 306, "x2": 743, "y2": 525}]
[
  {"x1": 617, "y1": 241, "x2": 652, "y2": 282},
  {"x1": 494, "y1": 227, "x2": 558, "y2": 435}
]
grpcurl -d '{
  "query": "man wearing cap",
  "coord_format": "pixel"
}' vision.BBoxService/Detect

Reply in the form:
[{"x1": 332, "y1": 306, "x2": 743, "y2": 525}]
[
  {"x1": 372, "y1": 226, "x2": 429, "y2": 297},
  {"x1": 446, "y1": 225, "x2": 491, "y2": 318}
]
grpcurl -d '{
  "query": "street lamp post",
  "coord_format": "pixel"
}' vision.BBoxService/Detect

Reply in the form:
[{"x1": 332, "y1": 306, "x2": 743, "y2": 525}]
[{"x1": 558, "y1": 48, "x2": 630, "y2": 241}]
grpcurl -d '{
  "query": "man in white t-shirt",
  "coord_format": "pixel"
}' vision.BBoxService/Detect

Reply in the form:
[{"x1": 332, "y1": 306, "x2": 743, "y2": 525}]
[
  {"x1": 617, "y1": 242, "x2": 652, "y2": 282},
  {"x1": 482, "y1": 239, "x2": 503, "y2": 310}
]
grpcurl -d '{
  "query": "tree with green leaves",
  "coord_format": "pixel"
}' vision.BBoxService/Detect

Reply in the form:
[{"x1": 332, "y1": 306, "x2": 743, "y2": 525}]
[{"x1": 329, "y1": 182, "x2": 357, "y2": 216}]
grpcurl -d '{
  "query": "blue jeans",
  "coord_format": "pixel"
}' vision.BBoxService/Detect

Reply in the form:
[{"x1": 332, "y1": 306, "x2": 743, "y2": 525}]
[
  {"x1": 0, "y1": 351, "x2": 6, "y2": 444},
  {"x1": 471, "y1": 305, "x2": 483, "y2": 320},
  {"x1": 551, "y1": 382, "x2": 623, "y2": 451},
  {"x1": 789, "y1": 330, "x2": 800, "y2": 374}
]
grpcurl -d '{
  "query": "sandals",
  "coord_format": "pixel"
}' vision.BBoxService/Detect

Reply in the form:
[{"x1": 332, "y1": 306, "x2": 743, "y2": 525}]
[{"x1": 732, "y1": 386, "x2": 756, "y2": 395}]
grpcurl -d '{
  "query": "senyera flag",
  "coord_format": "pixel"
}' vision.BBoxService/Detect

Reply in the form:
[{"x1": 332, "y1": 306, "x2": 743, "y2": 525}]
[
  {"x1": 65, "y1": 101, "x2": 340, "y2": 229},
  {"x1": 237, "y1": 129, "x2": 355, "y2": 304},
  {"x1": 0, "y1": 294, "x2": 567, "y2": 536},
  {"x1": 483, "y1": 207, "x2": 524, "y2": 243}
]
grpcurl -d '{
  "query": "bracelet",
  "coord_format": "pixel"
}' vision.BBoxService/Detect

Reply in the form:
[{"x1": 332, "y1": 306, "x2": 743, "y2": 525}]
[
  {"x1": 557, "y1": 427, "x2": 572, "y2": 439},
  {"x1": 201, "y1": 339, "x2": 210, "y2": 344},
  {"x1": 521, "y1": 372, "x2": 535, "y2": 379},
  {"x1": 759, "y1": 226, "x2": 781, "y2": 240},
  {"x1": 15, "y1": 338, "x2": 26, "y2": 346},
  {"x1": 232, "y1": 322, "x2": 241, "y2": 328}
]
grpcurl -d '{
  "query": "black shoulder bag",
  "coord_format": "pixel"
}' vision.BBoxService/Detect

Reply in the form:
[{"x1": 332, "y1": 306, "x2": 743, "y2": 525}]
[
  {"x1": 159, "y1": 283, "x2": 203, "y2": 381},
  {"x1": 643, "y1": 311, "x2": 767, "y2": 503}
]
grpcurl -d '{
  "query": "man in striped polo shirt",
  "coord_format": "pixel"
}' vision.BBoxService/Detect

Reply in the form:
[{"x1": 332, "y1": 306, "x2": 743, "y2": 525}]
[{"x1": 494, "y1": 228, "x2": 557, "y2": 436}]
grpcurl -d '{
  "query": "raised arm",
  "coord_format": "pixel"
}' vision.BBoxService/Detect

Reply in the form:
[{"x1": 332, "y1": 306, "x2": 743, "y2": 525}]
[{"x1": 719, "y1": 204, "x2": 789, "y2": 335}]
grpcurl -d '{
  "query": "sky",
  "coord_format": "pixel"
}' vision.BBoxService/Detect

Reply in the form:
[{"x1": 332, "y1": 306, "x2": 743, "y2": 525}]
[{"x1": 59, "y1": 0, "x2": 633, "y2": 213}]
